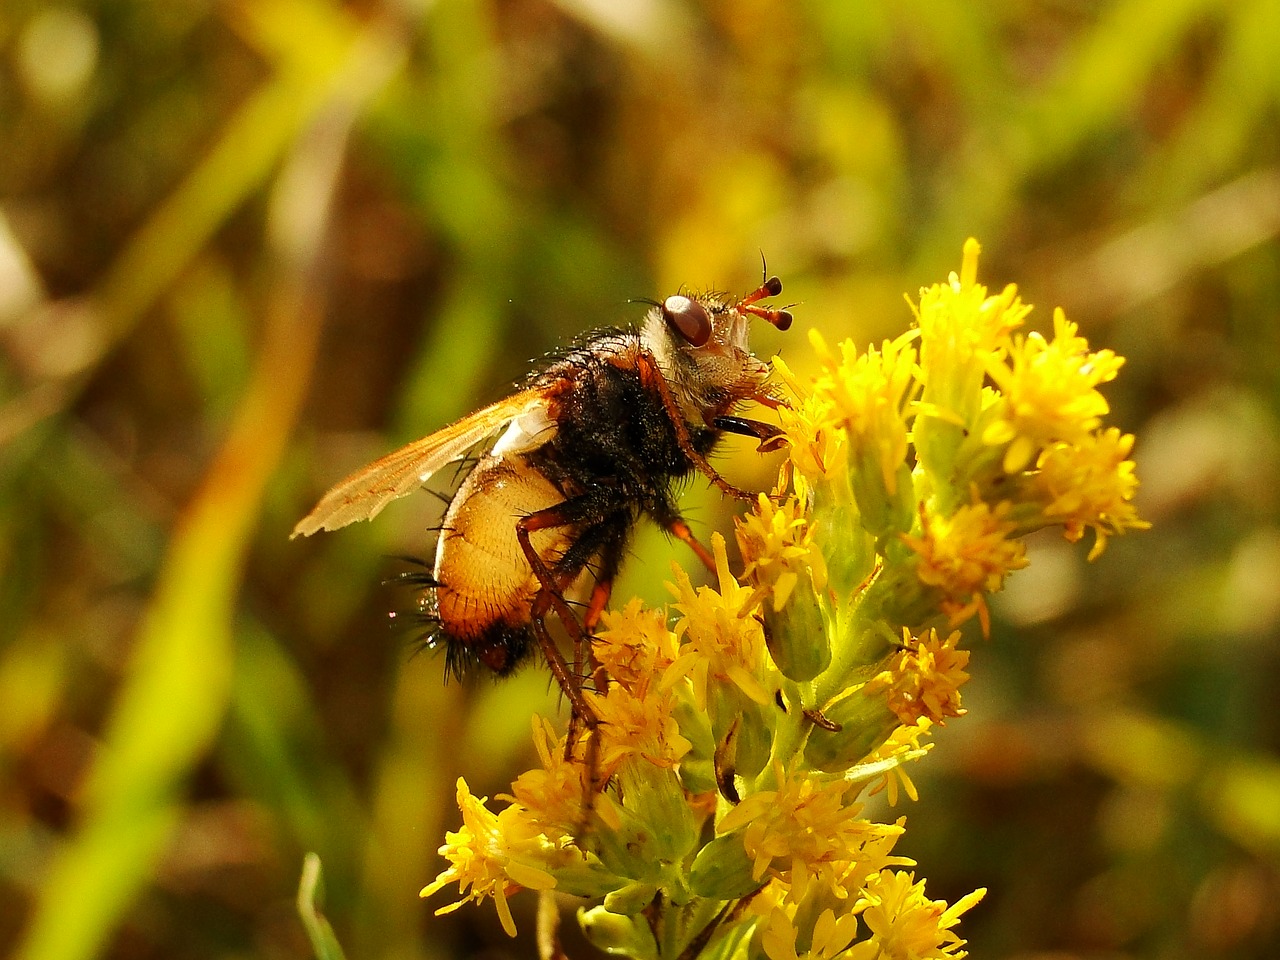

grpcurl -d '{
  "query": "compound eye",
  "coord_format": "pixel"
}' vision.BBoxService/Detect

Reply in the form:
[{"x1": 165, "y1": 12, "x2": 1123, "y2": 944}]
[{"x1": 662, "y1": 295, "x2": 711, "y2": 347}]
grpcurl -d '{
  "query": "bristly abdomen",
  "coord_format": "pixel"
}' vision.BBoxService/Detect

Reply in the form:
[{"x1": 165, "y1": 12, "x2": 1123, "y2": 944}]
[{"x1": 387, "y1": 558, "x2": 537, "y2": 681}]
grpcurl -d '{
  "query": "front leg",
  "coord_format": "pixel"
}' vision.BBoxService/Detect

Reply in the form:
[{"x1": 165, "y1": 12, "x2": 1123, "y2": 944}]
[
  {"x1": 713, "y1": 415, "x2": 788, "y2": 453},
  {"x1": 632, "y1": 350, "x2": 756, "y2": 501}
]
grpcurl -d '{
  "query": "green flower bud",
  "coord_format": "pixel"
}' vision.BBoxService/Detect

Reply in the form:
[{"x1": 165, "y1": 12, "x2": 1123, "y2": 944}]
[
  {"x1": 545, "y1": 857, "x2": 631, "y2": 900},
  {"x1": 913, "y1": 412, "x2": 967, "y2": 493},
  {"x1": 688, "y1": 833, "x2": 763, "y2": 900},
  {"x1": 810, "y1": 488, "x2": 875, "y2": 599},
  {"x1": 762, "y1": 572, "x2": 830, "y2": 682},
  {"x1": 580, "y1": 905, "x2": 659, "y2": 960},
  {"x1": 594, "y1": 766, "x2": 699, "y2": 882},
  {"x1": 672, "y1": 697, "x2": 716, "y2": 794},
  {"x1": 851, "y1": 458, "x2": 916, "y2": 540},
  {"x1": 706, "y1": 683, "x2": 773, "y2": 783},
  {"x1": 803, "y1": 688, "x2": 900, "y2": 772},
  {"x1": 603, "y1": 881, "x2": 658, "y2": 916}
]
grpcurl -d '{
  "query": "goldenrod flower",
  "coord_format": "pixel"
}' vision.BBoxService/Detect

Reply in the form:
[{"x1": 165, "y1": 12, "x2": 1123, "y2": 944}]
[
  {"x1": 912, "y1": 238, "x2": 1031, "y2": 480},
  {"x1": 503, "y1": 717, "x2": 586, "y2": 843},
  {"x1": 984, "y1": 307, "x2": 1126, "y2": 473},
  {"x1": 862, "y1": 720, "x2": 935, "y2": 806},
  {"x1": 717, "y1": 764, "x2": 906, "y2": 899},
  {"x1": 587, "y1": 605, "x2": 696, "y2": 792},
  {"x1": 776, "y1": 331, "x2": 918, "y2": 540},
  {"x1": 586, "y1": 681, "x2": 692, "y2": 776},
  {"x1": 772, "y1": 348, "x2": 846, "y2": 485},
  {"x1": 902, "y1": 500, "x2": 1028, "y2": 626},
  {"x1": 420, "y1": 779, "x2": 558, "y2": 937},
  {"x1": 761, "y1": 905, "x2": 862, "y2": 960},
  {"x1": 818, "y1": 331, "x2": 918, "y2": 494},
  {"x1": 849, "y1": 870, "x2": 986, "y2": 960},
  {"x1": 737, "y1": 494, "x2": 827, "y2": 609},
  {"x1": 665, "y1": 533, "x2": 773, "y2": 708},
  {"x1": 864, "y1": 629, "x2": 970, "y2": 727},
  {"x1": 1037, "y1": 426, "x2": 1151, "y2": 559},
  {"x1": 915, "y1": 238, "x2": 1029, "y2": 364},
  {"x1": 592, "y1": 599, "x2": 681, "y2": 693},
  {"x1": 737, "y1": 494, "x2": 833, "y2": 681}
]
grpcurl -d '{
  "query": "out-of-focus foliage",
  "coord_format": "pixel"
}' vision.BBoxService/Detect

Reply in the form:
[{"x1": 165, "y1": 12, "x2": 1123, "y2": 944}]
[{"x1": 0, "y1": 1, "x2": 1276, "y2": 959}]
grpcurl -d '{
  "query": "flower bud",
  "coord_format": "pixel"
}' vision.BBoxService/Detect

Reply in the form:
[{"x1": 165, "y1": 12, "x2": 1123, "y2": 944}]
[
  {"x1": 707, "y1": 683, "x2": 773, "y2": 784},
  {"x1": 809, "y1": 487, "x2": 875, "y2": 600},
  {"x1": 688, "y1": 832, "x2": 763, "y2": 900},
  {"x1": 603, "y1": 881, "x2": 658, "y2": 915},
  {"x1": 803, "y1": 689, "x2": 900, "y2": 772},
  {"x1": 850, "y1": 457, "x2": 915, "y2": 540},
  {"x1": 761, "y1": 572, "x2": 830, "y2": 682},
  {"x1": 580, "y1": 905, "x2": 659, "y2": 960},
  {"x1": 624, "y1": 765, "x2": 698, "y2": 862},
  {"x1": 591, "y1": 766, "x2": 699, "y2": 883}
]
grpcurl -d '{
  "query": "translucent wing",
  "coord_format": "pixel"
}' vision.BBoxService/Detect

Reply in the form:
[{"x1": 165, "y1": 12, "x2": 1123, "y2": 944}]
[{"x1": 292, "y1": 388, "x2": 554, "y2": 537}]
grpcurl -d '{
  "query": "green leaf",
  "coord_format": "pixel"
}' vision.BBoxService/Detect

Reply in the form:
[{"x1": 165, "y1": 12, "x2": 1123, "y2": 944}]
[{"x1": 298, "y1": 853, "x2": 350, "y2": 960}]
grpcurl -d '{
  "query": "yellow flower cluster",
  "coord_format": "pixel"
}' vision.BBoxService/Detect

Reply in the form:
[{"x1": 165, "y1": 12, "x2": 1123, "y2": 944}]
[
  {"x1": 1037, "y1": 427, "x2": 1147, "y2": 559},
  {"x1": 849, "y1": 870, "x2": 986, "y2": 960},
  {"x1": 668, "y1": 537, "x2": 775, "y2": 710},
  {"x1": 984, "y1": 309, "x2": 1125, "y2": 473},
  {"x1": 863, "y1": 629, "x2": 970, "y2": 727},
  {"x1": 717, "y1": 763, "x2": 908, "y2": 897},
  {"x1": 419, "y1": 779, "x2": 558, "y2": 938},
  {"x1": 900, "y1": 501, "x2": 1028, "y2": 630},
  {"x1": 421, "y1": 241, "x2": 1146, "y2": 959},
  {"x1": 758, "y1": 870, "x2": 984, "y2": 960},
  {"x1": 773, "y1": 330, "x2": 918, "y2": 509},
  {"x1": 737, "y1": 495, "x2": 828, "y2": 611}
]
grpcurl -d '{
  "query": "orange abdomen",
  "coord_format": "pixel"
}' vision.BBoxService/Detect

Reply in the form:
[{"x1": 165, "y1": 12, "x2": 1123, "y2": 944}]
[{"x1": 432, "y1": 455, "x2": 573, "y2": 652}]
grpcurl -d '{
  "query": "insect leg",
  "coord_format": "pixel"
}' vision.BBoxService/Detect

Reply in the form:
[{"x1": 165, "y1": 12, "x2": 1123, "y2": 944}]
[
  {"x1": 526, "y1": 587, "x2": 605, "y2": 817},
  {"x1": 634, "y1": 350, "x2": 755, "y2": 501},
  {"x1": 746, "y1": 391, "x2": 788, "y2": 410},
  {"x1": 517, "y1": 506, "x2": 599, "y2": 723},
  {"x1": 584, "y1": 580, "x2": 613, "y2": 633},
  {"x1": 668, "y1": 518, "x2": 716, "y2": 572},
  {"x1": 713, "y1": 415, "x2": 789, "y2": 453},
  {"x1": 523, "y1": 576, "x2": 607, "y2": 827},
  {"x1": 581, "y1": 525, "x2": 626, "y2": 635}
]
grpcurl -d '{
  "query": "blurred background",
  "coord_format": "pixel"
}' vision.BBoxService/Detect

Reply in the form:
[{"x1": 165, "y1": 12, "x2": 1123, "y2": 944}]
[{"x1": 2, "y1": 0, "x2": 1278, "y2": 958}]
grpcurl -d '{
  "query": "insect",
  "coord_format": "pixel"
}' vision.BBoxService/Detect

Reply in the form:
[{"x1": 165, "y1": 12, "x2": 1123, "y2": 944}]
[{"x1": 292, "y1": 273, "x2": 793, "y2": 726}]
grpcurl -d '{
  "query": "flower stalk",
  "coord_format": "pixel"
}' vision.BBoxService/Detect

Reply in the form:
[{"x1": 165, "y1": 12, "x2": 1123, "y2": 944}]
[{"x1": 422, "y1": 240, "x2": 1148, "y2": 959}]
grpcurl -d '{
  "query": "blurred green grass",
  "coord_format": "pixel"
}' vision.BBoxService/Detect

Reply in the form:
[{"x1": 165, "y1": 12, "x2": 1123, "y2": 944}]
[{"x1": 1, "y1": 1, "x2": 1278, "y2": 958}]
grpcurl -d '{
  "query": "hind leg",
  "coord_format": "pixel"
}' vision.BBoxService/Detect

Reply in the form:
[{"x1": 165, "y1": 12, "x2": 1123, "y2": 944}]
[{"x1": 515, "y1": 499, "x2": 609, "y2": 724}]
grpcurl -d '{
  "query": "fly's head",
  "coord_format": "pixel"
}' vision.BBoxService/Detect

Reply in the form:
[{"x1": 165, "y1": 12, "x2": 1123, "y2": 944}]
[{"x1": 643, "y1": 275, "x2": 793, "y2": 421}]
